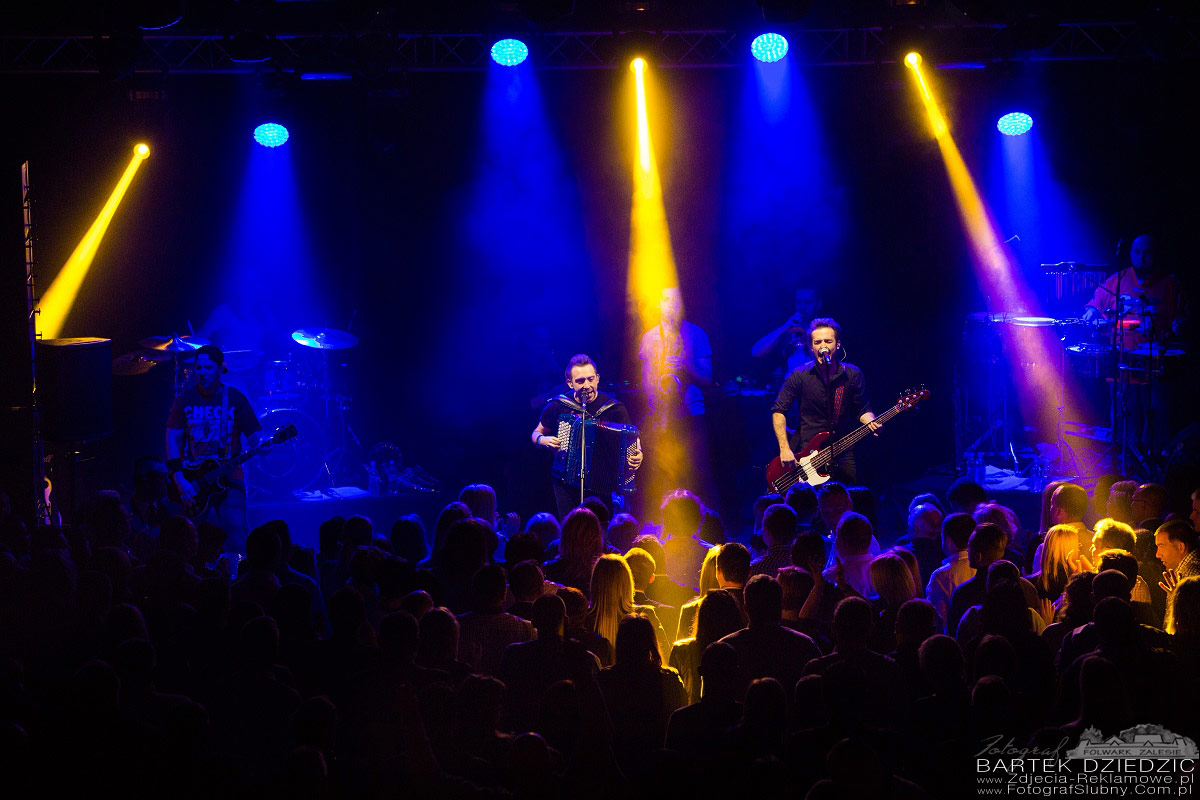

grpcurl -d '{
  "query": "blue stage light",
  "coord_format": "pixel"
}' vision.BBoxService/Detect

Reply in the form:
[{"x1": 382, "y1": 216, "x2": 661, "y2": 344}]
[
  {"x1": 490, "y1": 39, "x2": 529, "y2": 67},
  {"x1": 751, "y1": 33, "x2": 789, "y2": 63},
  {"x1": 997, "y1": 112, "x2": 1033, "y2": 136},
  {"x1": 253, "y1": 123, "x2": 290, "y2": 148}
]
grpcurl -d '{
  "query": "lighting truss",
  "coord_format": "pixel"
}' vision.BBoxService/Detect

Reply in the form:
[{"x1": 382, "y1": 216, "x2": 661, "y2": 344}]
[{"x1": 0, "y1": 22, "x2": 1194, "y2": 74}]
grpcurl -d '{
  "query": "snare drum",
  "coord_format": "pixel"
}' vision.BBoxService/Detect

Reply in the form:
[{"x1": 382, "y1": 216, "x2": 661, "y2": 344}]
[{"x1": 1066, "y1": 343, "x2": 1115, "y2": 379}]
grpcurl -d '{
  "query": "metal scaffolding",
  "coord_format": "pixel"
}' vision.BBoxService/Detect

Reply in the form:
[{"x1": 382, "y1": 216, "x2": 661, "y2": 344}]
[{"x1": 0, "y1": 21, "x2": 1194, "y2": 75}]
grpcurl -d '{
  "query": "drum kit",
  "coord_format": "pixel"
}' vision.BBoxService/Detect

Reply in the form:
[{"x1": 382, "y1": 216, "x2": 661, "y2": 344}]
[
  {"x1": 112, "y1": 326, "x2": 364, "y2": 495},
  {"x1": 960, "y1": 291, "x2": 1185, "y2": 479}
]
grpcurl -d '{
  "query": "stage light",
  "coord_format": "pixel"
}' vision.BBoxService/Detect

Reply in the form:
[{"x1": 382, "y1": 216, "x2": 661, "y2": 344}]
[
  {"x1": 490, "y1": 38, "x2": 529, "y2": 66},
  {"x1": 253, "y1": 123, "x2": 290, "y2": 148},
  {"x1": 997, "y1": 112, "x2": 1033, "y2": 136},
  {"x1": 904, "y1": 52, "x2": 922, "y2": 68},
  {"x1": 751, "y1": 33, "x2": 789, "y2": 63},
  {"x1": 37, "y1": 149, "x2": 149, "y2": 338},
  {"x1": 134, "y1": 143, "x2": 149, "y2": 157}
]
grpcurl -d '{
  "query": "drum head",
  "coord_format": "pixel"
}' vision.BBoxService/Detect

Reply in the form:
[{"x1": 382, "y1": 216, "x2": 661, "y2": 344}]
[
  {"x1": 1011, "y1": 316, "x2": 1056, "y2": 328},
  {"x1": 249, "y1": 408, "x2": 325, "y2": 495}
]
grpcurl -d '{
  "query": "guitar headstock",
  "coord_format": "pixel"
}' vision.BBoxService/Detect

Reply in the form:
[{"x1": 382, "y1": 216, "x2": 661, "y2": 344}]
[
  {"x1": 896, "y1": 385, "x2": 930, "y2": 410},
  {"x1": 269, "y1": 424, "x2": 299, "y2": 445}
]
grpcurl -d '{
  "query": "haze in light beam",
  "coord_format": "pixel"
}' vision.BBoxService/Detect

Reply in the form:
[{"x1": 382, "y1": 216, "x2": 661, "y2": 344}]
[
  {"x1": 904, "y1": 58, "x2": 1076, "y2": 444},
  {"x1": 37, "y1": 147, "x2": 149, "y2": 339}
]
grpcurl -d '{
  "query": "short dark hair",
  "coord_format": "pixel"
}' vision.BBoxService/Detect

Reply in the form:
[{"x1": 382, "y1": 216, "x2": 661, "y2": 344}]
[
  {"x1": 807, "y1": 317, "x2": 841, "y2": 353},
  {"x1": 947, "y1": 478, "x2": 988, "y2": 514},
  {"x1": 967, "y1": 522, "x2": 1007, "y2": 567},
  {"x1": 1051, "y1": 484, "x2": 1088, "y2": 521},
  {"x1": 832, "y1": 596, "x2": 873, "y2": 646},
  {"x1": 581, "y1": 496, "x2": 612, "y2": 528},
  {"x1": 631, "y1": 535, "x2": 666, "y2": 572},
  {"x1": 470, "y1": 564, "x2": 508, "y2": 611},
  {"x1": 835, "y1": 512, "x2": 873, "y2": 555},
  {"x1": 1157, "y1": 519, "x2": 1198, "y2": 553},
  {"x1": 661, "y1": 489, "x2": 703, "y2": 537},
  {"x1": 624, "y1": 547, "x2": 656, "y2": 589},
  {"x1": 716, "y1": 542, "x2": 752, "y2": 585},
  {"x1": 942, "y1": 513, "x2": 976, "y2": 551},
  {"x1": 1096, "y1": 550, "x2": 1138, "y2": 589},
  {"x1": 785, "y1": 484, "x2": 818, "y2": 519},
  {"x1": 762, "y1": 504, "x2": 798, "y2": 545},
  {"x1": 563, "y1": 354, "x2": 596, "y2": 381},
  {"x1": 508, "y1": 560, "x2": 544, "y2": 601},
  {"x1": 791, "y1": 531, "x2": 827, "y2": 568},
  {"x1": 744, "y1": 574, "x2": 783, "y2": 624},
  {"x1": 818, "y1": 482, "x2": 850, "y2": 503}
]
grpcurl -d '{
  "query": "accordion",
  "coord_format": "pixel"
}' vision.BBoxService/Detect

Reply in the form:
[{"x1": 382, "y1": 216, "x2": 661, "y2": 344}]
[{"x1": 551, "y1": 412, "x2": 640, "y2": 496}]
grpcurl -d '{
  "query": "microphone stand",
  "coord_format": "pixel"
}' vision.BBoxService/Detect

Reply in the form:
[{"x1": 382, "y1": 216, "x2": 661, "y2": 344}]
[{"x1": 577, "y1": 393, "x2": 588, "y2": 508}]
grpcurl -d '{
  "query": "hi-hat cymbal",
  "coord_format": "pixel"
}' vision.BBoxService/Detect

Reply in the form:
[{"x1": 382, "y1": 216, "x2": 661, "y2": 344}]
[
  {"x1": 292, "y1": 328, "x2": 358, "y2": 350},
  {"x1": 112, "y1": 352, "x2": 164, "y2": 376},
  {"x1": 140, "y1": 335, "x2": 210, "y2": 353}
]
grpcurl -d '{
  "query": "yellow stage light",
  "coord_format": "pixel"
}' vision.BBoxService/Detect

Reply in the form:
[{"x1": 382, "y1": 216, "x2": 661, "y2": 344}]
[
  {"x1": 37, "y1": 149, "x2": 148, "y2": 338},
  {"x1": 904, "y1": 52, "x2": 921, "y2": 68},
  {"x1": 903, "y1": 59, "x2": 1075, "y2": 439}
]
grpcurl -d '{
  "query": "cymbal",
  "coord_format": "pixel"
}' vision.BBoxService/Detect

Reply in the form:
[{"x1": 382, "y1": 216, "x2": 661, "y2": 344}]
[
  {"x1": 292, "y1": 328, "x2": 358, "y2": 350},
  {"x1": 112, "y1": 352, "x2": 164, "y2": 376},
  {"x1": 222, "y1": 349, "x2": 262, "y2": 373},
  {"x1": 140, "y1": 335, "x2": 210, "y2": 353}
]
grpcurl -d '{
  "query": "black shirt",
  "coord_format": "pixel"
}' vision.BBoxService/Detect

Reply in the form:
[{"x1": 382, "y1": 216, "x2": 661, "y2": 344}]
[{"x1": 770, "y1": 361, "x2": 872, "y2": 446}]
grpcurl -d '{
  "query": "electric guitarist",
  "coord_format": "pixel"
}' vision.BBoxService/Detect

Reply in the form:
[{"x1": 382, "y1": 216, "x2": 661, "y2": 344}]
[
  {"x1": 166, "y1": 344, "x2": 263, "y2": 555},
  {"x1": 771, "y1": 318, "x2": 879, "y2": 486}
]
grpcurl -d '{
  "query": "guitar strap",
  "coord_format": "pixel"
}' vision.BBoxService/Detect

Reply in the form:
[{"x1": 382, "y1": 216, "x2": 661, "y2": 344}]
[
  {"x1": 221, "y1": 384, "x2": 231, "y2": 459},
  {"x1": 832, "y1": 384, "x2": 846, "y2": 424}
]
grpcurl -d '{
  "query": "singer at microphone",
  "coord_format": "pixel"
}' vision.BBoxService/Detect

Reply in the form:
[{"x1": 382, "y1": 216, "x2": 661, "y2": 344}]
[
  {"x1": 531, "y1": 354, "x2": 644, "y2": 519},
  {"x1": 769, "y1": 317, "x2": 880, "y2": 486}
]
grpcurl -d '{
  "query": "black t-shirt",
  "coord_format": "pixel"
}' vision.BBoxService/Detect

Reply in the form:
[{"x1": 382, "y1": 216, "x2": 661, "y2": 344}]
[
  {"x1": 770, "y1": 361, "x2": 872, "y2": 446},
  {"x1": 167, "y1": 383, "x2": 261, "y2": 467},
  {"x1": 538, "y1": 392, "x2": 632, "y2": 433}
]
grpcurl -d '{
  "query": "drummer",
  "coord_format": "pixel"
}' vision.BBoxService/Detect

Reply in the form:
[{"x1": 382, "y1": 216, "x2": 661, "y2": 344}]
[{"x1": 1081, "y1": 235, "x2": 1189, "y2": 347}]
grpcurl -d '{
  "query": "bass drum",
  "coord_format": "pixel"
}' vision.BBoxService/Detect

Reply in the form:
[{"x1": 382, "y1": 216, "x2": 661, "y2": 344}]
[{"x1": 249, "y1": 408, "x2": 325, "y2": 496}]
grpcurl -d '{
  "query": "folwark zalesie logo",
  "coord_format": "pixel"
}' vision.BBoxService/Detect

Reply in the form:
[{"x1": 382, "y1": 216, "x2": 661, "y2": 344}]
[{"x1": 1066, "y1": 725, "x2": 1200, "y2": 759}]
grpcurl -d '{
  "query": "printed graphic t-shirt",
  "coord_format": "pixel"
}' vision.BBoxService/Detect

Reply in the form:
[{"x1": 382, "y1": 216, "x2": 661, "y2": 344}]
[{"x1": 166, "y1": 384, "x2": 261, "y2": 468}]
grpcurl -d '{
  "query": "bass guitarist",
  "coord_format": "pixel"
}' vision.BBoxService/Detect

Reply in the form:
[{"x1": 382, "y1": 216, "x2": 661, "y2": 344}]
[
  {"x1": 771, "y1": 318, "x2": 879, "y2": 486},
  {"x1": 166, "y1": 344, "x2": 263, "y2": 555}
]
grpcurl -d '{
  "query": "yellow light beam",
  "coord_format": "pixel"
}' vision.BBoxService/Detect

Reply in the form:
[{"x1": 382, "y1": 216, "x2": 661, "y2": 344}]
[
  {"x1": 625, "y1": 57, "x2": 694, "y2": 505},
  {"x1": 903, "y1": 57, "x2": 1074, "y2": 439},
  {"x1": 37, "y1": 145, "x2": 149, "y2": 339}
]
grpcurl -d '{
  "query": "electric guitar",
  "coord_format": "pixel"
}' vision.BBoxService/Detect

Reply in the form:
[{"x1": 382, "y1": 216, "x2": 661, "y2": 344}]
[
  {"x1": 169, "y1": 424, "x2": 298, "y2": 518},
  {"x1": 765, "y1": 387, "x2": 929, "y2": 493}
]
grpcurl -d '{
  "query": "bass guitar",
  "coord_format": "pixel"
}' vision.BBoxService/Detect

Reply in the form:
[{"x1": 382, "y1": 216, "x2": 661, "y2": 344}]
[
  {"x1": 169, "y1": 424, "x2": 298, "y2": 518},
  {"x1": 765, "y1": 387, "x2": 929, "y2": 493}
]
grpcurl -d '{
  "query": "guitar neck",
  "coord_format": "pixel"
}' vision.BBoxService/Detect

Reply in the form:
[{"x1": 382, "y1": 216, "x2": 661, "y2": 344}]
[{"x1": 823, "y1": 402, "x2": 906, "y2": 460}]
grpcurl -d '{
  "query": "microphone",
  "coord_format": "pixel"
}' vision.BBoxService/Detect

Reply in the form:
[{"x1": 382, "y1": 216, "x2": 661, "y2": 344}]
[{"x1": 818, "y1": 347, "x2": 831, "y2": 365}]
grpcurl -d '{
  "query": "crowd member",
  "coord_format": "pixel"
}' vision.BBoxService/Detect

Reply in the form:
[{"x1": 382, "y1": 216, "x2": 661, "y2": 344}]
[
  {"x1": 946, "y1": 523, "x2": 1008, "y2": 638},
  {"x1": 869, "y1": 552, "x2": 918, "y2": 652},
  {"x1": 825, "y1": 512, "x2": 875, "y2": 597},
  {"x1": 668, "y1": 589, "x2": 745, "y2": 703},
  {"x1": 925, "y1": 513, "x2": 976, "y2": 630},
  {"x1": 896, "y1": 502, "x2": 944, "y2": 587},
  {"x1": 456, "y1": 564, "x2": 534, "y2": 676},
  {"x1": 815, "y1": 482, "x2": 853, "y2": 538},
  {"x1": 542, "y1": 507, "x2": 604, "y2": 593},
  {"x1": 946, "y1": 478, "x2": 987, "y2": 515},
  {"x1": 625, "y1": 546, "x2": 678, "y2": 640},
  {"x1": 673, "y1": 543, "x2": 722, "y2": 642},
  {"x1": 659, "y1": 489, "x2": 714, "y2": 590},
  {"x1": 750, "y1": 503, "x2": 797, "y2": 578},
  {"x1": 714, "y1": 542, "x2": 752, "y2": 613},
  {"x1": 1029, "y1": 524, "x2": 1084, "y2": 604},
  {"x1": 719, "y1": 574, "x2": 820, "y2": 699},
  {"x1": 631, "y1": 534, "x2": 695, "y2": 610},
  {"x1": 584, "y1": 554, "x2": 670, "y2": 664},
  {"x1": 1156, "y1": 519, "x2": 1200, "y2": 587},
  {"x1": 1131, "y1": 483, "x2": 1168, "y2": 529}
]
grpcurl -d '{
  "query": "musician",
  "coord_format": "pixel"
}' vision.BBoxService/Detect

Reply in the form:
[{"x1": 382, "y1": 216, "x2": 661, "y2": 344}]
[
  {"x1": 637, "y1": 287, "x2": 715, "y2": 512},
  {"x1": 639, "y1": 287, "x2": 713, "y2": 421},
  {"x1": 532, "y1": 354, "x2": 643, "y2": 519},
  {"x1": 1081, "y1": 234, "x2": 1189, "y2": 345},
  {"x1": 771, "y1": 318, "x2": 879, "y2": 485},
  {"x1": 166, "y1": 345, "x2": 263, "y2": 555},
  {"x1": 752, "y1": 284, "x2": 824, "y2": 374}
]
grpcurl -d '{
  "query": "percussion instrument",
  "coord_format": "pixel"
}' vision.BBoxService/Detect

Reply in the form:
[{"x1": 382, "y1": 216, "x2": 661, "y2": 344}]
[
  {"x1": 247, "y1": 408, "x2": 326, "y2": 495},
  {"x1": 1120, "y1": 344, "x2": 1186, "y2": 379},
  {"x1": 292, "y1": 328, "x2": 359, "y2": 350},
  {"x1": 1066, "y1": 343, "x2": 1115, "y2": 379}
]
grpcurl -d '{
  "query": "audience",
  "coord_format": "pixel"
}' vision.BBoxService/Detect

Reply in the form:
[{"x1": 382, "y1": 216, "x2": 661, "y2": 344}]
[{"x1": 3, "y1": 464, "x2": 1197, "y2": 798}]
